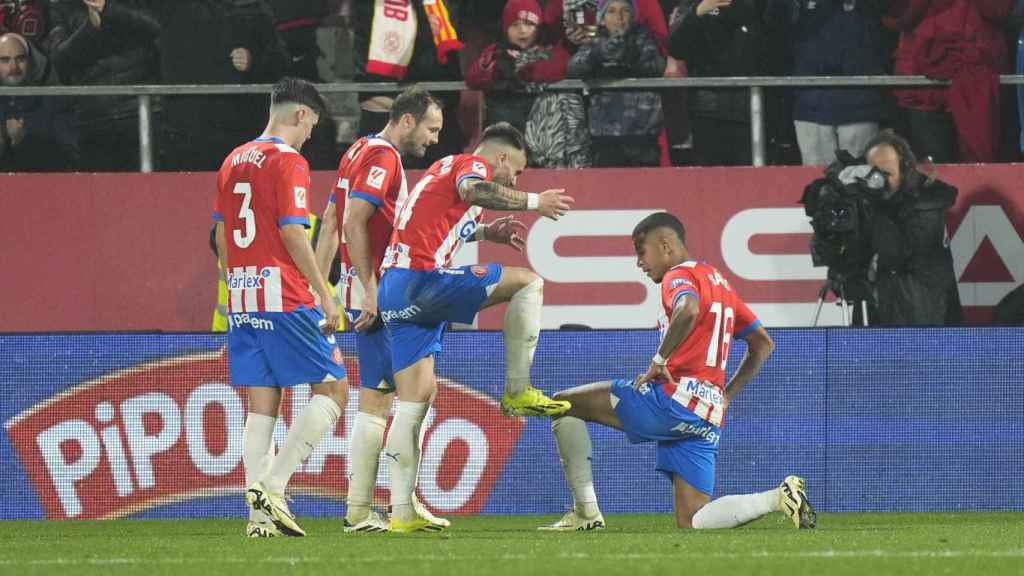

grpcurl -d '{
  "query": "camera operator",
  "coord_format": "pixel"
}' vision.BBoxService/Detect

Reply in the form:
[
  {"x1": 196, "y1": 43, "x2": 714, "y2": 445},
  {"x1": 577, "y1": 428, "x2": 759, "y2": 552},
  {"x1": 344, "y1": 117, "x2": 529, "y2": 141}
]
[{"x1": 863, "y1": 130, "x2": 962, "y2": 326}]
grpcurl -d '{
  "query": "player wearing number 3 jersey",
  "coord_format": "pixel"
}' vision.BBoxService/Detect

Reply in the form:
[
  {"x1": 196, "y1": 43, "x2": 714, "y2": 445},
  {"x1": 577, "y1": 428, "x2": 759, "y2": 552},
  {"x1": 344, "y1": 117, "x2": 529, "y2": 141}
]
[
  {"x1": 214, "y1": 78, "x2": 347, "y2": 539},
  {"x1": 541, "y1": 212, "x2": 817, "y2": 532}
]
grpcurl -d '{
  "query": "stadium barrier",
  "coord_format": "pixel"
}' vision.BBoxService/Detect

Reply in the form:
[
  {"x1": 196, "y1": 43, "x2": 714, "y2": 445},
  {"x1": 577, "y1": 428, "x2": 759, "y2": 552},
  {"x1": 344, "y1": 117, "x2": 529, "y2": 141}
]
[
  {"x1": 2, "y1": 165, "x2": 1021, "y2": 331},
  {"x1": 1, "y1": 329, "x2": 1021, "y2": 520},
  {"x1": 1, "y1": 75, "x2": 1023, "y2": 170}
]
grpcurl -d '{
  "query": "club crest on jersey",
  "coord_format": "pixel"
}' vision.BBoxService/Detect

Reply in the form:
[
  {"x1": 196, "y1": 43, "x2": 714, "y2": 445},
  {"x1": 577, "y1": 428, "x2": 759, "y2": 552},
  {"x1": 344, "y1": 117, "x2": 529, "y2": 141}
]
[
  {"x1": 471, "y1": 161, "x2": 487, "y2": 176},
  {"x1": 332, "y1": 347, "x2": 343, "y2": 365},
  {"x1": 367, "y1": 166, "x2": 388, "y2": 189},
  {"x1": 471, "y1": 265, "x2": 488, "y2": 278}
]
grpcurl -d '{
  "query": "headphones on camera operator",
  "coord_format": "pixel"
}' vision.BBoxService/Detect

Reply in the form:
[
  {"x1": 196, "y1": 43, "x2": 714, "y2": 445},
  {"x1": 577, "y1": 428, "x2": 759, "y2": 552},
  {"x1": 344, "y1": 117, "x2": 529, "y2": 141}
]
[{"x1": 800, "y1": 149, "x2": 890, "y2": 327}]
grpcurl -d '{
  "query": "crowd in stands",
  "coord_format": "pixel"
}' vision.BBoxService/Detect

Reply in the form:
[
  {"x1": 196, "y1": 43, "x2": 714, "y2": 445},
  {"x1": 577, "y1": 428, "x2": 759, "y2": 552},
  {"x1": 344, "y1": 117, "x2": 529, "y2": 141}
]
[{"x1": 0, "y1": 0, "x2": 1022, "y2": 172}]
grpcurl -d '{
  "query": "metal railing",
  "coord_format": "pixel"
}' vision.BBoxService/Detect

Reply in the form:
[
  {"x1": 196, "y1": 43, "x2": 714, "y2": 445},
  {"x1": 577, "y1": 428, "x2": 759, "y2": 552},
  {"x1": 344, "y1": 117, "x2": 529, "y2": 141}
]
[{"x1": 3, "y1": 75, "x2": 1023, "y2": 172}]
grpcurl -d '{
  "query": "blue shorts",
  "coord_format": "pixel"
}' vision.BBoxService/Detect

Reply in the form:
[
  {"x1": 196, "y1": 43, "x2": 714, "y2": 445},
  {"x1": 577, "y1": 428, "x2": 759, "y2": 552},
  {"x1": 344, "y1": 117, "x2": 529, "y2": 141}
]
[
  {"x1": 609, "y1": 379, "x2": 720, "y2": 495},
  {"x1": 346, "y1": 308, "x2": 395, "y2": 393},
  {"x1": 378, "y1": 264, "x2": 503, "y2": 374},
  {"x1": 227, "y1": 308, "x2": 347, "y2": 387}
]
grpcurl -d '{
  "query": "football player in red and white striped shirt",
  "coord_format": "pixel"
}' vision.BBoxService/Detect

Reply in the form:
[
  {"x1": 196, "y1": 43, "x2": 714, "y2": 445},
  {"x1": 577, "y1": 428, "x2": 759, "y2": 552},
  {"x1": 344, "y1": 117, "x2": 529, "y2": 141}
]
[
  {"x1": 377, "y1": 123, "x2": 574, "y2": 532},
  {"x1": 313, "y1": 86, "x2": 447, "y2": 533},
  {"x1": 214, "y1": 78, "x2": 346, "y2": 539},
  {"x1": 539, "y1": 212, "x2": 817, "y2": 532}
]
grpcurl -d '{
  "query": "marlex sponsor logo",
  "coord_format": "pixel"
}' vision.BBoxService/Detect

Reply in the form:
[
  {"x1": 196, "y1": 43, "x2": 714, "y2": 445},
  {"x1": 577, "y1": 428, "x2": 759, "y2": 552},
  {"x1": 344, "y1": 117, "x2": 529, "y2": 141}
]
[{"x1": 4, "y1": 349, "x2": 523, "y2": 519}]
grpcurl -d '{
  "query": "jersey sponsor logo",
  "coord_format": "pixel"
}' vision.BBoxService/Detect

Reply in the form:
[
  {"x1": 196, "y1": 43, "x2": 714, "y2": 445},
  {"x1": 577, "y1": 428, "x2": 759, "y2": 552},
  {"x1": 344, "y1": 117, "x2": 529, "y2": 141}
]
[
  {"x1": 670, "y1": 420, "x2": 720, "y2": 446},
  {"x1": 438, "y1": 268, "x2": 465, "y2": 275},
  {"x1": 381, "y1": 304, "x2": 422, "y2": 323},
  {"x1": 227, "y1": 270, "x2": 263, "y2": 290},
  {"x1": 3, "y1": 345, "x2": 524, "y2": 519},
  {"x1": 459, "y1": 220, "x2": 478, "y2": 240},
  {"x1": 683, "y1": 379, "x2": 725, "y2": 406},
  {"x1": 294, "y1": 187, "x2": 307, "y2": 209},
  {"x1": 227, "y1": 313, "x2": 275, "y2": 331},
  {"x1": 366, "y1": 166, "x2": 388, "y2": 190},
  {"x1": 471, "y1": 161, "x2": 487, "y2": 177},
  {"x1": 669, "y1": 278, "x2": 694, "y2": 290}
]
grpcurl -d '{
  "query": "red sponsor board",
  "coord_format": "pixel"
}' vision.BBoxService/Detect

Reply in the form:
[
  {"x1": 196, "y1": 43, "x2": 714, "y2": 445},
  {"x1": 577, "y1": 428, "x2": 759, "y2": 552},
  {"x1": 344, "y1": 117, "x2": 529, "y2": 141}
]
[
  {"x1": 4, "y1": 348, "x2": 523, "y2": 519},
  {"x1": 1, "y1": 165, "x2": 1021, "y2": 330}
]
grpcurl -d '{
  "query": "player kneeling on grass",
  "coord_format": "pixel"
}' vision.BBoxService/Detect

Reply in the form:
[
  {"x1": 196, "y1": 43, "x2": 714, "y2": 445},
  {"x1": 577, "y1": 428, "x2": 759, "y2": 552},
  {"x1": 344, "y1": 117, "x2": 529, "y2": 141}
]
[
  {"x1": 542, "y1": 212, "x2": 816, "y2": 531},
  {"x1": 214, "y1": 78, "x2": 347, "y2": 538}
]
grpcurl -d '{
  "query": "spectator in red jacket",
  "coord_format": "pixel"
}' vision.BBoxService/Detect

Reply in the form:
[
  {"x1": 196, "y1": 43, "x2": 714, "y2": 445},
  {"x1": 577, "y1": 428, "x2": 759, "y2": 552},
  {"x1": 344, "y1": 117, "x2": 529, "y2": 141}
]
[
  {"x1": 466, "y1": 0, "x2": 570, "y2": 136},
  {"x1": 884, "y1": 0, "x2": 1012, "y2": 163}
]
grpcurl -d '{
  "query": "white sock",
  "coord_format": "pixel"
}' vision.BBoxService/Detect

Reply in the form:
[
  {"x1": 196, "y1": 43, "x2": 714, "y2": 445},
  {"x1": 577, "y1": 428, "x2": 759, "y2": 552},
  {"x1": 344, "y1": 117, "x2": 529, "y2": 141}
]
[
  {"x1": 346, "y1": 411, "x2": 386, "y2": 522},
  {"x1": 691, "y1": 489, "x2": 779, "y2": 529},
  {"x1": 503, "y1": 277, "x2": 543, "y2": 396},
  {"x1": 264, "y1": 394, "x2": 340, "y2": 494},
  {"x1": 552, "y1": 416, "x2": 600, "y2": 518},
  {"x1": 385, "y1": 401, "x2": 428, "y2": 522},
  {"x1": 242, "y1": 413, "x2": 276, "y2": 522}
]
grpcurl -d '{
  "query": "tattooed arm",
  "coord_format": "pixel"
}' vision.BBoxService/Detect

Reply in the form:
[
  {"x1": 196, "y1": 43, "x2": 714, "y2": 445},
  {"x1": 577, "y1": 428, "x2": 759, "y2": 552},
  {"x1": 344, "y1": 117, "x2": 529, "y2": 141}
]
[{"x1": 457, "y1": 178, "x2": 574, "y2": 220}]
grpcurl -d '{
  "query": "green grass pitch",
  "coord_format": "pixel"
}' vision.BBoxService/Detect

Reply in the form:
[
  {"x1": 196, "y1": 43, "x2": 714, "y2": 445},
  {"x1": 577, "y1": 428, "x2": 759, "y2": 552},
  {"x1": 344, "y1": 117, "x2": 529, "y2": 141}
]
[{"x1": 1, "y1": 513, "x2": 1022, "y2": 576}]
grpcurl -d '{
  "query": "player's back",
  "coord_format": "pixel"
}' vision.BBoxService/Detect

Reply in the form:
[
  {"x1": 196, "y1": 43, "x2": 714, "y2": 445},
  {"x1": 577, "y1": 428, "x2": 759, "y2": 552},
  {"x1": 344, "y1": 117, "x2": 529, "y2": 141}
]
[
  {"x1": 383, "y1": 153, "x2": 492, "y2": 271},
  {"x1": 215, "y1": 136, "x2": 314, "y2": 313},
  {"x1": 334, "y1": 135, "x2": 407, "y2": 308},
  {"x1": 660, "y1": 261, "x2": 760, "y2": 389}
]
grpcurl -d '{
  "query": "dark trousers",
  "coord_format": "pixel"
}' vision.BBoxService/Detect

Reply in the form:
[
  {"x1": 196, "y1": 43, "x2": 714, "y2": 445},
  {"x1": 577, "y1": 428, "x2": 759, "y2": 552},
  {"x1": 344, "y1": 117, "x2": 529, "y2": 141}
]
[
  {"x1": 690, "y1": 117, "x2": 752, "y2": 166},
  {"x1": 591, "y1": 136, "x2": 660, "y2": 167},
  {"x1": 905, "y1": 108, "x2": 956, "y2": 165}
]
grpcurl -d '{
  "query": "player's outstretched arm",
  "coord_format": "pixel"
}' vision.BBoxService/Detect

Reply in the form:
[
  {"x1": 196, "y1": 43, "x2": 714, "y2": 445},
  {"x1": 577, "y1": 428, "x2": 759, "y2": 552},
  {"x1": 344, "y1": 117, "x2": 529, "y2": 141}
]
[
  {"x1": 313, "y1": 202, "x2": 339, "y2": 285},
  {"x1": 281, "y1": 224, "x2": 339, "y2": 333},
  {"x1": 724, "y1": 325, "x2": 774, "y2": 403},
  {"x1": 637, "y1": 294, "x2": 700, "y2": 387},
  {"x1": 458, "y1": 179, "x2": 574, "y2": 220}
]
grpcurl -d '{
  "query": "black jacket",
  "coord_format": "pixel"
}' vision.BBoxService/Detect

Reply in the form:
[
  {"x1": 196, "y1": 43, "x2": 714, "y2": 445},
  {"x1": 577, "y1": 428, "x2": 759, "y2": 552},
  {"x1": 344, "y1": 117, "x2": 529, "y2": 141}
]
[
  {"x1": 156, "y1": 0, "x2": 290, "y2": 136},
  {"x1": 46, "y1": 0, "x2": 160, "y2": 125},
  {"x1": 0, "y1": 40, "x2": 79, "y2": 171},
  {"x1": 668, "y1": 0, "x2": 772, "y2": 121},
  {"x1": 768, "y1": 0, "x2": 885, "y2": 125},
  {"x1": 871, "y1": 178, "x2": 962, "y2": 326}
]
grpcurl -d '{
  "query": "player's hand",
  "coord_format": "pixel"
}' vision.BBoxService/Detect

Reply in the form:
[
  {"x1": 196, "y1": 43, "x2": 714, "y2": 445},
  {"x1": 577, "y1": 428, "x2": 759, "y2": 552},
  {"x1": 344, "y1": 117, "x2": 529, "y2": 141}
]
[
  {"x1": 320, "y1": 294, "x2": 341, "y2": 335},
  {"x1": 483, "y1": 215, "x2": 527, "y2": 252},
  {"x1": 696, "y1": 0, "x2": 731, "y2": 16},
  {"x1": 354, "y1": 289, "x2": 380, "y2": 333},
  {"x1": 636, "y1": 361, "x2": 675, "y2": 389},
  {"x1": 5, "y1": 118, "x2": 25, "y2": 147},
  {"x1": 537, "y1": 189, "x2": 574, "y2": 221},
  {"x1": 231, "y1": 47, "x2": 252, "y2": 73}
]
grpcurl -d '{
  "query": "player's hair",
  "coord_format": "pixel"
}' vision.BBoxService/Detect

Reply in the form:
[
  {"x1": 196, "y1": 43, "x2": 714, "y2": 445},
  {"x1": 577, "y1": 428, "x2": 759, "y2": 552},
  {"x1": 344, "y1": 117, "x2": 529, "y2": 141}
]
[
  {"x1": 479, "y1": 122, "x2": 526, "y2": 152},
  {"x1": 632, "y1": 212, "x2": 686, "y2": 245},
  {"x1": 389, "y1": 85, "x2": 441, "y2": 123},
  {"x1": 270, "y1": 77, "x2": 328, "y2": 117}
]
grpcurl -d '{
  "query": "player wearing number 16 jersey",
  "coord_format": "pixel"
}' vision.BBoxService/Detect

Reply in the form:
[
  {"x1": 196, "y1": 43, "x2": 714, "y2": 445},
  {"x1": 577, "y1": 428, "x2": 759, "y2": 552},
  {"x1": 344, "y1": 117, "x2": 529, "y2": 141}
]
[
  {"x1": 213, "y1": 78, "x2": 347, "y2": 539},
  {"x1": 541, "y1": 212, "x2": 817, "y2": 532}
]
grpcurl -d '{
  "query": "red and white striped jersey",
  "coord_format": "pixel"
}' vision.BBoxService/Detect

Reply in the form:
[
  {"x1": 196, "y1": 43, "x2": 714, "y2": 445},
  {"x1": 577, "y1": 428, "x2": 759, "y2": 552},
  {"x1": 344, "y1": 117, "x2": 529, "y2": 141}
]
[
  {"x1": 658, "y1": 261, "x2": 761, "y2": 426},
  {"x1": 382, "y1": 154, "x2": 492, "y2": 271},
  {"x1": 213, "y1": 136, "x2": 315, "y2": 313},
  {"x1": 330, "y1": 135, "x2": 407, "y2": 310}
]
